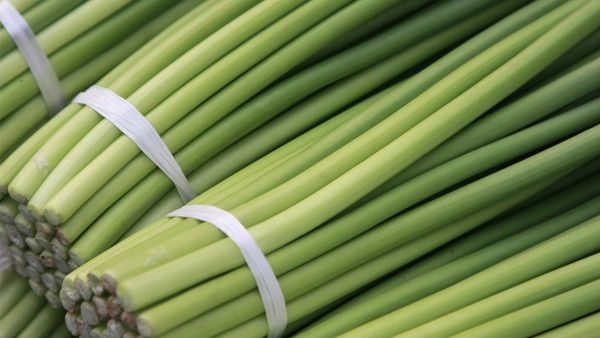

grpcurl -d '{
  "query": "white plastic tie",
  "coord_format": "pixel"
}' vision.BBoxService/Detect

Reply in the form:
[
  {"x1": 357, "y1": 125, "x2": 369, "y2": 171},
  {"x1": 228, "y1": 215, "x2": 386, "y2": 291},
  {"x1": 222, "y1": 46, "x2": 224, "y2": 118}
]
[
  {"x1": 168, "y1": 205, "x2": 287, "y2": 338},
  {"x1": 73, "y1": 85, "x2": 196, "y2": 202},
  {"x1": 0, "y1": 0, "x2": 65, "y2": 115}
]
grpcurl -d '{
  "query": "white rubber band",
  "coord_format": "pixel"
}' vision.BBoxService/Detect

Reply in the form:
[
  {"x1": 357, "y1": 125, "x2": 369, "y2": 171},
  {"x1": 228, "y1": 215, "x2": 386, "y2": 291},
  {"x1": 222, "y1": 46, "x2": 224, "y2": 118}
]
[
  {"x1": 73, "y1": 85, "x2": 196, "y2": 203},
  {"x1": 0, "y1": 0, "x2": 65, "y2": 115},
  {"x1": 168, "y1": 205, "x2": 287, "y2": 338}
]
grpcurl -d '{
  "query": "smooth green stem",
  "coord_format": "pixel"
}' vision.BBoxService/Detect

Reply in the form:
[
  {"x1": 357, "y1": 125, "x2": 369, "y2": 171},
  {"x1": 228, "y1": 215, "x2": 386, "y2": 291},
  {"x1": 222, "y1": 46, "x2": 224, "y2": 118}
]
[
  {"x1": 0, "y1": 290, "x2": 46, "y2": 338},
  {"x1": 341, "y1": 214, "x2": 600, "y2": 337},
  {"x1": 360, "y1": 47, "x2": 600, "y2": 202},
  {"x1": 296, "y1": 0, "x2": 437, "y2": 68},
  {"x1": 537, "y1": 311, "x2": 600, "y2": 338},
  {"x1": 0, "y1": 271, "x2": 29, "y2": 317},
  {"x1": 520, "y1": 27, "x2": 600, "y2": 92},
  {"x1": 399, "y1": 252, "x2": 600, "y2": 337},
  {"x1": 452, "y1": 278, "x2": 600, "y2": 338},
  {"x1": 16, "y1": 304, "x2": 64, "y2": 338}
]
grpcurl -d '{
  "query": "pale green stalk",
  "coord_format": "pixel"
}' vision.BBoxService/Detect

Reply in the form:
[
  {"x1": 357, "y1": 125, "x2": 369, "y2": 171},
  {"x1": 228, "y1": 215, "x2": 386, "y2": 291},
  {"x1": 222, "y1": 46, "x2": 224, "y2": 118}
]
[
  {"x1": 399, "y1": 252, "x2": 600, "y2": 337},
  {"x1": 520, "y1": 28, "x2": 600, "y2": 91},
  {"x1": 361, "y1": 48, "x2": 600, "y2": 201},
  {"x1": 297, "y1": 0, "x2": 437, "y2": 68},
  {"x1": 0, "y1": 271, "x2": 29, "y2": 317},
  {"x1": 8, "y1": 0, "x2": 43, "y2": 13},
  {"x1": 341, "y1": 214, "x2": 600, "y2": 337},
  {"x1": 0, "y1": 290, "x2": 45, "y2": 337},
  {"x1": 537, "y1": 311, "x2": 600, "y2": 338},
  {"x1": 16, "y1": 305, "x2": 64, "y2": 338},
  {"x1": 453, "y1": 279, "x2": 600, "y2": 338}
]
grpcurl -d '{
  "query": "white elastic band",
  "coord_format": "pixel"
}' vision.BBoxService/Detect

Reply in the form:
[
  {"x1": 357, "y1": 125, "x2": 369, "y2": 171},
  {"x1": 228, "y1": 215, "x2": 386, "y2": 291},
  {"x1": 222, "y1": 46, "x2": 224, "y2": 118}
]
[
  {"x1": 168, "y1": 205, "x2": 287, "y2": 338},
  {"x1": 0, "y1": 0, "x2": 65, "y2": 115},
  {"x1": 73, "y1": 85, "x2": 196, "y2": 203}
]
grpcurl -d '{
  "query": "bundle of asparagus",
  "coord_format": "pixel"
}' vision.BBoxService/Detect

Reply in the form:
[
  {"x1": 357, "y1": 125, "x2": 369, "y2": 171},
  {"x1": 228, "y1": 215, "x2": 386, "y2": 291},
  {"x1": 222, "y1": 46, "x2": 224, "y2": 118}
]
[
  {"x1": 0, "y1": 0, "x2": 196, "y2": 161},
  {"x1": 1, "y1": 0, "x2": 516, "y2": 313},
  {"x1": 56, "y1": 0, "x2": 600, "y2": 336}
]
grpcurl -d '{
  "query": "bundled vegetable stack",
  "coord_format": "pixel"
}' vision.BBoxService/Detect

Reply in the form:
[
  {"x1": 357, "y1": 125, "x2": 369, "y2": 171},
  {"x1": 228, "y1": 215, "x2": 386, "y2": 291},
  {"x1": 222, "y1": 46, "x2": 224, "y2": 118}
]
[
  {"x1": 0, "y1": 0, "x2": 507, "y2": 310},
  {"x1": 0, "y1": 0, "x2": 599, "y2": 337},
  {"x1": 51, "y1": 0, "x2": 598, "y2": 336}
]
